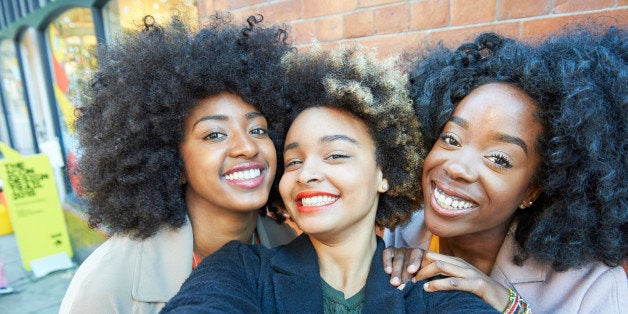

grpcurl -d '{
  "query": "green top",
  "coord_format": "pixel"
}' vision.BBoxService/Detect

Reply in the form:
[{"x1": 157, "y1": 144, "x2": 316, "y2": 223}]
[{"x1": 321, "y1": 278, "x2": 365, "y2": 314}]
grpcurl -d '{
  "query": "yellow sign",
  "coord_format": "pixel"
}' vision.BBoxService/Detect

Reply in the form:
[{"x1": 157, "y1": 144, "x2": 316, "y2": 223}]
[{"x1": 0, "y1": 143, "x2": 73, "y2": 272}]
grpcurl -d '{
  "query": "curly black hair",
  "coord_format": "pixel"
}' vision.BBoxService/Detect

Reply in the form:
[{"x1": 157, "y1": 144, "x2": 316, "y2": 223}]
[
  {"x1": 76, "y1": 14, "x2": 293, "y2": 239},
  {"x1": 408, "y1": 26, "x2": 627, "y2": 271},
  {"x1": 279, "y1": 47, "x2": 426, "y2": 229}
]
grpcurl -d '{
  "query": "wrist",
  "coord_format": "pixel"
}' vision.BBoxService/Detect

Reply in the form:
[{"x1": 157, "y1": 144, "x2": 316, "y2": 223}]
[{"x1": 501, "y1": 289, "x2": 531, "y2": 314}]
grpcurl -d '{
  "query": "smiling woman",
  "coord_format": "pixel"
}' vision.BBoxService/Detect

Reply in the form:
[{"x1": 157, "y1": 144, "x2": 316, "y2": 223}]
[
  {"x1": 384, "y1": 27, "x2": 628, "y2": 313},
  {"x1": 161, "y1": 47, "x2": 497, "y2": 313},
  {"x1": 59, "y1": 14, "x2": 297, "y2": 313}
]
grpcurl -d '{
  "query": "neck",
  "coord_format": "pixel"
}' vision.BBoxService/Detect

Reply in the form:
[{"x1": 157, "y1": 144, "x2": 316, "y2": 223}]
[
  {"x1": 439, "y1": 222, "x2": 511, "y2": 275},
  {"x1": 187, "y1": 201, "x2": 258, "y2": 260},
  {"x1": 312, "y1": 228, "x2": 377, "y2": 298}
]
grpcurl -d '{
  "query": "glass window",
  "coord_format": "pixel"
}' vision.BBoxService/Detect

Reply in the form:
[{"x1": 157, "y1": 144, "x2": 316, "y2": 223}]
[
  {"x1": 102, "y1": 0, "x2": 198, "y2": 40},
  {"x1": 45, "y1": 8, "x2": 97, "y2": 199},
  {"x1": 0, "y1": 39, "x2": 35, "y2": 154}
]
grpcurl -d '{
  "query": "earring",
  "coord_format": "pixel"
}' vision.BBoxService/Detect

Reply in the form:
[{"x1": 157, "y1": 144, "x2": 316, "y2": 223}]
[
  {"x1": 381, "y1": 182, "x2": 389, "y2": 191},
  {"x1": 519, "y1": 201, "x2": 533, "y2": 209}
]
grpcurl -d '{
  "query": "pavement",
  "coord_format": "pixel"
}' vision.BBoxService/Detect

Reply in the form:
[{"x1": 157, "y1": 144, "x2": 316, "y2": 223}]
[{"x1": 0, "y1": 232, "x2": 77, "y2": 314}]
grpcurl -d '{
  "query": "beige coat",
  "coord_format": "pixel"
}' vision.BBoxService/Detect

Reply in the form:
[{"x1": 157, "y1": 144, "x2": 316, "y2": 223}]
[
  {"x1": 60, "y1": 215, "x2": 297, "y2": 314},
  {"x1": 384, "y1": 211, "x2": 628, "y2": 314}
]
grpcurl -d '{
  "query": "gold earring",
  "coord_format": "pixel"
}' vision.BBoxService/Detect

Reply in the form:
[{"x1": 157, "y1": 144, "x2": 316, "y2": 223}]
[{"x1": 519, "y1": 203, "x2": 526, "y2": 209}]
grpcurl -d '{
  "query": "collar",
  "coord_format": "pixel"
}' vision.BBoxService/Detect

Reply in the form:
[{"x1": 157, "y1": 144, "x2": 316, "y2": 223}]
[
  {"x1": 490, "y1": 223, "x2": 549, "y2": 285},
  {"x1": 132, "y1": 218, "x2": 194, "y2": 302},
  {"x1": 269, "y1": 234, "x2": 408, "y2": 312}
]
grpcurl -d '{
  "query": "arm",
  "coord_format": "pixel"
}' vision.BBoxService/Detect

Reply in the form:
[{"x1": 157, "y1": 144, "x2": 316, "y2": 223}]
[{"x1": 161, "y1": 242, "x2": 262, "y2": 313}]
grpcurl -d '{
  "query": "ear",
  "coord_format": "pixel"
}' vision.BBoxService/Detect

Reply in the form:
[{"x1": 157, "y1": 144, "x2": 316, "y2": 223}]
[
  {"x1": 524, "y1": 184, "x2": 542, "y2": 204},
  {"x1": 376, "y1": 167, "x2": 389, "y2": 193}
]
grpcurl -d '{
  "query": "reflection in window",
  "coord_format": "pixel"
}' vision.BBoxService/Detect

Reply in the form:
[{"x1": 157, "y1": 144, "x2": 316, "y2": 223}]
[
  {"x1": 0, "y1": 39, "x2": 35, "y2": 154},
  {"x1": 102, "y1": 0, "x2": 198, "y2": 40},
  {"x1": 46, "y1": 8, "x2": 98, "y2": 198}
]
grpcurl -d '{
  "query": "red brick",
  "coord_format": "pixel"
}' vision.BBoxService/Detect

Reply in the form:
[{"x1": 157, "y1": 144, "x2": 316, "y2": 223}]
[
  {"x1": 256, "y1": 0, "x2": 302, "y2": 23},
  {"x1": 429, "y1": 22, "x2": 520, "y2": 48},
  {"x1": 291, "y1": 20, "x2": 317, "y2": 45},
  {"x1": 303, "y1": 0, "x2": 358, "y2": 18},
  {"x1": 358, "y1": 32, "x2": 429, "y2": 59},
  {"x1": 374, "y1": 3, "x2": 410, "y2": 34},
  {"x1": 498, "y1": 0, "x2": 551, "y2": 20},
  {"x1": 295, "y1": 41, "x2": 342, "y2": 53},
  {"x1": 451, "y1": 0, "x2": 496, "y2": 26},
  {"x1": 359, "y1": 0, "x2": 403, "y2": 8},
  {"x1": 344, "y1": 10, "x2": 375, "y2": 38},
  {"x1": 522, "y1": 9, "x2": 628, "y2": 41},
  {"x1": 225, "y1": 0, "x2": 252, "y2": 10},
  {"x1": 410, "y1": 0, "x2": 449, "y2": 30},
  {"x1": 553, "y1": 0, "x2": 615, "y2": 14},
  {"x1": 214, "y1": 0, "x2": 230, "y2": 12},
  {"x1": 196, "y1": 0, "x2": 214, "y2": 18},
  {"x1": 620, "y1": 0, "x2": 628, "y2": 6},
  {"x1": 316, "y1": 16, "x2": 344, "y2": 42}
]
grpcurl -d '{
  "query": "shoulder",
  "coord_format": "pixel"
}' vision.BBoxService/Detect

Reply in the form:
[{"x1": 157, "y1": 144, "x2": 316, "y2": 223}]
[
  {"x1": 60, "y1": 234, "x2": 139, "y2": 313},
  {"x1": 404, "y1": 280, "x2": 498, "y2": 313},
  {"x1": 502, "y1": 256, "x2": 628, "y2": 313}
]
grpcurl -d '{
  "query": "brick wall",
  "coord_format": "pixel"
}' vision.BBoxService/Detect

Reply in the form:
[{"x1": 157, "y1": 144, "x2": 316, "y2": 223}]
[{"x1": 196, "y1": 0, "x2": 627, "y2": 58}]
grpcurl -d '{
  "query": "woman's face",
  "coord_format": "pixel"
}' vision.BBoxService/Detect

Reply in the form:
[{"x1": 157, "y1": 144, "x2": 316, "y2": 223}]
[
  {"x1": 422, "y1": 83, "x2": 542, "y2": 239},
  {"x1": 180, "y1": 92, "x2": 276, "y2": 214},
  {"x1": 279, "y1": 107, "x2": 387, "y2": 241}
]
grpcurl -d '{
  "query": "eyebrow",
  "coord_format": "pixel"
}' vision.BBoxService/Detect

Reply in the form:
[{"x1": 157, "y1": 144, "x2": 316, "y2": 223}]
[
  {"x1": 193, "y1": 111, "x2": 264, "y2": 128},
  {"x1": 283, "y1": 134, "x2": 359, "y2": 153},
  {"x1": 497, "y1": 134, "x2": 528, "y2": 155},
  {"x1": 450, "y1": 115, "x2": 528, "y2": 154}
]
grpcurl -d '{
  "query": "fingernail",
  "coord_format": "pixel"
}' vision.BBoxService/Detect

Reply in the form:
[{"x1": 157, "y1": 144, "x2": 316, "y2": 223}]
[
  {"x1": 407, "y1": 265, "x2": 418, "y2": 273},
  {"x1": 397, "y1": 283, "x2": 406, "y2": 290},
  {"x1": 385, "y1": 266, "x2": 392, "y2": 273},
  {"x1": 391, "y1": 277, "x2": 400, "y2": 285},
  {"x1": 423, "y1": 282, "x2": 429, "y2": 291}
]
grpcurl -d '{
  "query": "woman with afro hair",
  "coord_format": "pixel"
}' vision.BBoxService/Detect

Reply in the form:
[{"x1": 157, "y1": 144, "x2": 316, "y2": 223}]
[
  {"x1": 383, "y1": 27, "x2": 627, "y2": 313},
  {"x1": 161, "y1": 46, "x2": 497, "y2": 313},
  {"x1": 60, "y1": 14, "x2": 297, "y2": 313}
]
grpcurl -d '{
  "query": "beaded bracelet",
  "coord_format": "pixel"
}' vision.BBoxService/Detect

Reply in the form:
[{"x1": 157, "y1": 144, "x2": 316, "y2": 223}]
[{"x1": 502, "y1": 289, "x2": 531, "y2": 314}]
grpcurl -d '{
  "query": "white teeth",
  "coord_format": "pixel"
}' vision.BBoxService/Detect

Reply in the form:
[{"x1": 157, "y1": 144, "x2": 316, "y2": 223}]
[
  {"x1": 434, "y1": 187, "x2": 476, "y2": 210},
  {"x1": 224, "y1": 169, "x2": 261, "y2": 181},
  {"x1": 300, "y1": 195, "x2": 338, "y2": 207}
]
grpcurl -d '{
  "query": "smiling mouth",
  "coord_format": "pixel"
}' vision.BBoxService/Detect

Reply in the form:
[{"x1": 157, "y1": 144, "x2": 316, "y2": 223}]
[
  {"x1": 433, "y1": 187, "x2": 478, "y2": 210},
  {"x1": 299, "y1": 195, "x2": 338, "y2": 207},
  {"x1": 224, "y1": 168, "x2": 262, "y2": 181}
]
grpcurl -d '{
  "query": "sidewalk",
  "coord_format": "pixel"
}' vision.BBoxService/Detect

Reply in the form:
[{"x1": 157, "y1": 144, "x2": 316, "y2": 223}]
[{"x1": 0, "y1": 233, "x2": 76, "y2": 313}]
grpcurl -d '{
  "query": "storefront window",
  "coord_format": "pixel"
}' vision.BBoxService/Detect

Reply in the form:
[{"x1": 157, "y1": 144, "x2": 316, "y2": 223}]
[
  {"x1": 102, "y1": 0, "x2": 198, "y2": 40},
  {"x1": 0, "y1": 39, "x2": 35, "y2": 154},
  {"x1": 46, "y1": 8, "x2": 98, "y2": 199}
]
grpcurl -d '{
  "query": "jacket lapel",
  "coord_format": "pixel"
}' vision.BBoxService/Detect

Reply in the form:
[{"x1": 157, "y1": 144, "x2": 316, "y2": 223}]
[{"x1": 270, "y1": 234, "x2": 324, "y2": 314}]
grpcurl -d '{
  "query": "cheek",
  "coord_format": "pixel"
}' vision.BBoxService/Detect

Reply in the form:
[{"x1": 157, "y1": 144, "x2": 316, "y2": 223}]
[{"x1": 278, "y1": 174, "x2": 292, "y2": 207}]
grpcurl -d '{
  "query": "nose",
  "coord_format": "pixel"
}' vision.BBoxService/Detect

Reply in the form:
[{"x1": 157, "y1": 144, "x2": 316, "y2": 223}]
[
  {"x1": 443, "y1": 152, "x2": 478, "y2": 183},
  {"x1": 229, "y1": 131, "x2": 259, "y2": 158},
  {"x1": 296, "y1": 158, "x2": 324, "y2": 185}
]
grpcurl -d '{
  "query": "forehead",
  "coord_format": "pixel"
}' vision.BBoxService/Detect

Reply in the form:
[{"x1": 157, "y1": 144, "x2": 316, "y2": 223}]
[
  {"x1": 287, "y1": 107, "x2": 373, "y2": 143},
  {"x1": 454, "y1": 83, "x2": 541, "y2": 134},
  {"x1": 188, "y1": 93, "x2": 259, "y2": 118}
]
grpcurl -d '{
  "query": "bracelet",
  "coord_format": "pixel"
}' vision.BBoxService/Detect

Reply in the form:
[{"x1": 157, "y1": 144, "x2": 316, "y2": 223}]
[{"x1": 502, "y1": 289, "x2": 531, "y2": 314}]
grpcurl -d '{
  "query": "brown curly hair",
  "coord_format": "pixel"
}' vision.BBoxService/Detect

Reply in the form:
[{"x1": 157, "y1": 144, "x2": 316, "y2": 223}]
[
  {"x1": 76, "y1": 14, "x2": 293, "y2": 239},
  {"x1": 278, "y1": 47, "x2": 426, "y2": 229}
]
